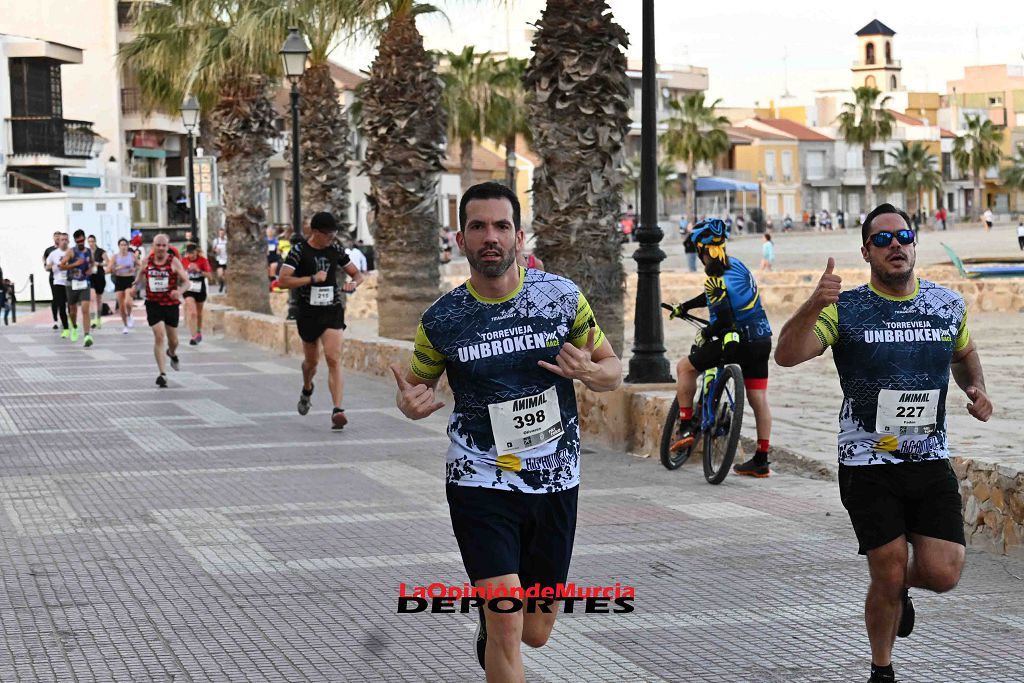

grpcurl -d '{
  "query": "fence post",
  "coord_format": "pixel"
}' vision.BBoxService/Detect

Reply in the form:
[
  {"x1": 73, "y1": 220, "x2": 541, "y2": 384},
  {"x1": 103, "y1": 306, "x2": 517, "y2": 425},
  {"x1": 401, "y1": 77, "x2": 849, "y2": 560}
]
[{"x1": 30, "y1": 273, "x2": 36, "y2": 312}]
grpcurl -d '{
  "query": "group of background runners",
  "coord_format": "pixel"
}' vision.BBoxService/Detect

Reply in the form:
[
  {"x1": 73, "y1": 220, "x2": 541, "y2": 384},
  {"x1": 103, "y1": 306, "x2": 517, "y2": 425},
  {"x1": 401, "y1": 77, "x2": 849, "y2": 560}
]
[{"x1": 389, "y1": 183, "x2": 990, "y2": 683}]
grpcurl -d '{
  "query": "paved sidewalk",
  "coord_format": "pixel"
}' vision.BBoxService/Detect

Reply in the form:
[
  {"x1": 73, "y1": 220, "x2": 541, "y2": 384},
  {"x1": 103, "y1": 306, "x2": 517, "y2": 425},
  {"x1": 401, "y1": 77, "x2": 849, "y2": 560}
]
[{"x1": 1, "y1": 319, "x2": 1023, "y2": 682}]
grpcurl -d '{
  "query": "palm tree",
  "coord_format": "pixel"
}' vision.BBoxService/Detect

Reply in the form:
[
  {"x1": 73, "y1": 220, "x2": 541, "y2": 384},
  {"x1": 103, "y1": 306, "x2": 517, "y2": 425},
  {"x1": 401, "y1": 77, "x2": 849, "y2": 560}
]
[
  {"x1": 357, "y1": 0, "x2": 447, "y2": 340},
  {"x1": 661, "y1": 93, "x2": 730, "y2": 222},
  {"x1": 523, "y1": 0, "x2": 631, "y2": 352},
  {"x1": 1002, "y1": 143, "x2": 1024, "y2": 194},
  {"x1": 439, "y1": 46, "x2": 494, "y2": 194},
  {"x1": 622, "y1": 156, "x2": 680, "y2": 217},
  {"x1": 487, "y1": 56, "x2": 530, "y2": 189},
  {"x1": 953, "y1": 115, "x2": 1005, "y2": 219},
  {"x1": 121, "y1": 0, "x2": 280, "y2": 315},
  {"x1": 877, "y1": 142, "x2": 942, "y2": 217},
  {"x1": 836, "y1": 86, "x2": 894, "y2": 211},
  {"x1": 244, "y1": 1, "x2": 361, "y2": 237}
]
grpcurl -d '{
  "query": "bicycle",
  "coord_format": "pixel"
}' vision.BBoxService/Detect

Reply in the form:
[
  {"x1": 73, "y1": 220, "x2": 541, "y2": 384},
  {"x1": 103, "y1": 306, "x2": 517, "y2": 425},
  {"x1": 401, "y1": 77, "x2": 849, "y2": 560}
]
[{"x1": 658, "y1": 303, "x2": 746, "y2": 484}]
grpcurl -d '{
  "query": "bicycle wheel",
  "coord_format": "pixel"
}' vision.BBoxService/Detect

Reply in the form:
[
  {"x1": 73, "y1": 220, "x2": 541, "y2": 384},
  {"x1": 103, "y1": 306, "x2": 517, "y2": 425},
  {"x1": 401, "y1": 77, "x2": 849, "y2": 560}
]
[
  {"x1": 702, "y1": 364, "x2": 745, "y2": 484},
  {"x1": 660, "y1": 397, "x2": 695, "y2": 470}
]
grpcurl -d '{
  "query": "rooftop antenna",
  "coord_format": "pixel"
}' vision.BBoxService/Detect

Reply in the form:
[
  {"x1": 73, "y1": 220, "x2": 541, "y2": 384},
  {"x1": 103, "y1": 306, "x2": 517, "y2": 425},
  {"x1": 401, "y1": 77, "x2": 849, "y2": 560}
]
[{"x1": 781, "y1": 47, "x2": 793, "y2": 99}]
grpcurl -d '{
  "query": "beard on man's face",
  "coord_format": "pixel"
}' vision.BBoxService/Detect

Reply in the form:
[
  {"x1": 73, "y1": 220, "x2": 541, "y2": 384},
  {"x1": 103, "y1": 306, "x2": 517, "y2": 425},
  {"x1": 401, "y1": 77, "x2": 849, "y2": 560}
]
[
  {"x1": 466, "y1": 243, "x2": 517, "y2": 278},
  {"x1": 870, "y1": 250, "x2": 916, "y2": 288}
]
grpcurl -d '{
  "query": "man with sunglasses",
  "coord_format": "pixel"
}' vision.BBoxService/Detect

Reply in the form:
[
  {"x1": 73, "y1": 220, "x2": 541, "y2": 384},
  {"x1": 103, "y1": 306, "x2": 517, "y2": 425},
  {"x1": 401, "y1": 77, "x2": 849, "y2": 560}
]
[{"x1": 775, "y1": 203, "x2": 992, "y2": 683}]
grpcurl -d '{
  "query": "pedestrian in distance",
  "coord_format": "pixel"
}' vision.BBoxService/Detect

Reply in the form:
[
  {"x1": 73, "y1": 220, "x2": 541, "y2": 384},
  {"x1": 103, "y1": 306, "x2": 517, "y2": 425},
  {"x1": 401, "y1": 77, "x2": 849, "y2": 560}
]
[
  {"x1": 761, "y1": 233, "x2": 775, "y2": 272},
  {"x1": 1016, "y1": 219, "x2": 1024, "y2": 250},
  {"x1": 391, "y1": 181, "x2": 622, "y2": 680},
  {"x1": 111, "y1": 238, "x2": 138, "y2": 333},
  {"x1": 775, "y1": 203, "x2": 992, "y2": 683},
  {"x1": 0, "y1": 278, "x2": 14, "y2": 325},
  {"x1": 60, "y1": 229, "x2": 95, "y2": 347},
  {"x1": 87, "y1": 235, "x2": 108, "y2": 330},
  {"x1": 276, "y1": 211, "x2": 364, "y2": 430},
  {"x1": 212, "y1": 227, "x2": 228, "y2": 293},
  {"x1": 181, "y1": 243, "x2": 211, "y2": 345},
  {"x1": 981, "y1": 207, "x2": 994, "y2": 231},
  {"x1": 684, "y1": 227, "x2": 698, "y2": 273},
  {"x1": 134, "y1": 234, "x2": 189, "y2": 388},
  {"x1": 42, "y1": 231, "x2": 62, "y2": 329}
]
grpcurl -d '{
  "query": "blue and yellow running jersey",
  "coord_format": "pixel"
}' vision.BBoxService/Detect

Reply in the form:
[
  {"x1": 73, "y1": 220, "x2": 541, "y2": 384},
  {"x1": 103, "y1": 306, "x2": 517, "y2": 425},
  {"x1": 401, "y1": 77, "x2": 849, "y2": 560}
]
[
  {"x1": 814, "y1": 279, "x2": 970, "y2": 466},
  {"x1": 704, "y1": 257, "x2": 771, "y2": 339},
  {"x1": 411, "y1": 267, "x2": 605, "y2": 493}
]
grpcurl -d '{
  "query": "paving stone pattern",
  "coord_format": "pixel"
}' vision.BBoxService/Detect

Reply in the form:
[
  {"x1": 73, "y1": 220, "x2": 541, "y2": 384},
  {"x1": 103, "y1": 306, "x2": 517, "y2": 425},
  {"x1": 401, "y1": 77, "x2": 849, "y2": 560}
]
[{"x1": 1, "y1": 320, "x2": 1023, "y2": 682}]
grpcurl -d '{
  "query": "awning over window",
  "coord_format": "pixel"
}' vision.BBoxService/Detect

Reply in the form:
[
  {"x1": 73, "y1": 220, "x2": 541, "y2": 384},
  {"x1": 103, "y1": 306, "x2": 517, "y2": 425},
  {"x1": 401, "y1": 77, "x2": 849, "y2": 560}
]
[
  {"x1": 130, "y1": 147, "x2": 166, "y2": 159},
  {"x1": 695, "y1": 177, "x2": 758, "y2": 193},
  {"x1": 63, "y1": 175, "x2": 101, "y2": 188}
]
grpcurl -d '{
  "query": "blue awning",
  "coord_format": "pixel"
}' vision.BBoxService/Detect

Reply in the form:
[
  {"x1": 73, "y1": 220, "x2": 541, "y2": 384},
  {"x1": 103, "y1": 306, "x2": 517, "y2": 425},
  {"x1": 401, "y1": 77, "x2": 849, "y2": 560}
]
[
  {"x1": 63, "y1": 175, "x2": 101, "y2": 188},
  {"x1": 695, "y1": 177, "x2": 759, "y2": 193}
]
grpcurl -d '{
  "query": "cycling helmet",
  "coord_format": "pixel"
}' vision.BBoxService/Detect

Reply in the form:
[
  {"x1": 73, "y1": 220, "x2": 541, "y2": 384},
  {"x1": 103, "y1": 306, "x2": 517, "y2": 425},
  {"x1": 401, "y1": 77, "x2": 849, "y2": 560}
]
[{"x1": 689, "y1": 218, "x2": 730, "y2": 247}]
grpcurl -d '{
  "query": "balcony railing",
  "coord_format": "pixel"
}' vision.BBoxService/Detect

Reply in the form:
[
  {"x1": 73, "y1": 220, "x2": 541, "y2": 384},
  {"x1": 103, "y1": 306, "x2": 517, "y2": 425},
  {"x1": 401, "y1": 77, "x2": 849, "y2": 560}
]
[
  {"x1": 121, "y1": 87, "x2": 140, "y2": 114},
  {"x1": 7, "y1": 117, "x2": 95, "y2": 159}
]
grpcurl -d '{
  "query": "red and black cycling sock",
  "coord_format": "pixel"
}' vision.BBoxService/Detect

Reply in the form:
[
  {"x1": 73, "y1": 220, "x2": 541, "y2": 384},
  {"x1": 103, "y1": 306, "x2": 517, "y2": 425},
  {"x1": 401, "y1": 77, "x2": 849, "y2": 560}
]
[
  {"x1": 678, "y1": 406, "x2": 693, "y2": 423},
  {"x1": 754, "y1": 440, "x2": 770, "y2": 464}
]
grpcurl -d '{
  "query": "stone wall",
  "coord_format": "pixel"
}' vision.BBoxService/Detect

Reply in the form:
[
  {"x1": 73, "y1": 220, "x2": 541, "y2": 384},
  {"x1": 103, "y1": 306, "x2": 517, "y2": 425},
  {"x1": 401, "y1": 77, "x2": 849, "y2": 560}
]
[{"x1": 210, "y1": 302, "x2": 1024, "y2": 558}]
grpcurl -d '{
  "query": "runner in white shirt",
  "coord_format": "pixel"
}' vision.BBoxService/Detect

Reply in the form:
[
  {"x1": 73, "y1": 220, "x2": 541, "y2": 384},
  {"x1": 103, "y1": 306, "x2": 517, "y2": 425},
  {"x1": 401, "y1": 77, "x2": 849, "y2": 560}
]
[
  {"x1": 212, "y1": 228, "x2": 228, "y2": 293},
  {"x1": 45, "y1": 233, "x2": 70, "y2": 336}
]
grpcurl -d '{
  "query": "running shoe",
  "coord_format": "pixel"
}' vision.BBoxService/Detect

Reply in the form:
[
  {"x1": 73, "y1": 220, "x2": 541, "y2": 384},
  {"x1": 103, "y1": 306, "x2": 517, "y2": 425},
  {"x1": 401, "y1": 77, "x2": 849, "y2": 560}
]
[
  {"x1": 166, "y1": 350, "x2": 180, "y2": 371},
  {"x1": 331, "y1": 408, "x2": 348, "y2": 430},
  {"x1": 53, "y1": 323, "x2": 59, "y2": 330},
  {"x1": 156, "y1": 373, "x2": 167, "y2": 388},
  {"x1": 867, "y1": 672, "x2": 897, "y2": 682},
  {"x1": 669, "y1": 418, "x2": 699, "y2": 453},
  {"x1": 127, "y1": 317, "x2": 135, "y2": 329},
  {"x1": 70, "y1": 327, "x2": 79, "y2": 342},
  {"x1": 733, "y1": 456, "x2": 771, "y2": 478},
  {"x1": 297, "y1": 384, "x2": 314, "y2": 415},
  {"x1": 189, "y1": 335, "x2": 198, "y2": 346},
  {"x1": 474, "y1": 609, "x2": 487, "y2": 670},
  {"x1": 195, "y1": 332, "x2": 202, "y2": 344},
  {"x1": 83, "y1": 334, "x2": 94, "y2": 348},
  {"x1": 93, "y1": 318, "x2": 102, "y2": 329},
  {"x1": 60, "y1": 329, "x2": 70, "y2": 339},
  {"x1": 122, "y1": 326, "x2": 129, "y2": 335},
  {"x1": 897, "y1": 588, "x2": 915, "y2": 638}
]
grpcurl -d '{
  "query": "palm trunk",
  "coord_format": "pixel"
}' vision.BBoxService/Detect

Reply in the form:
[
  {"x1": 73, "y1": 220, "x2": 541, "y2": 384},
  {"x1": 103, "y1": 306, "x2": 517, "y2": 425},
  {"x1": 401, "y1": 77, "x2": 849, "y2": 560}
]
[
  {"x1": 504, "y1": 133, "x2": 517, "y2": 188},
  {"x1": 460, "y1": 137, "x2": 474, "y2": 193},
  {"x1": 863, "y1": 146, "x2": 874, "y2": 210},
  {"x1": 973, "y1": 170, "x2": 982, "y2": 220},
  {"x1": 211, "y1": 76, "x2": 276, "y2": 314},
  {"x1": 360, "y1": 14, "x2": 446, "y2": 340},
  {"x1": 524, "y1": 0, "x2": 630, "y2": 353},
  {"x1": 686, "y1": 154, "x2": 696, "y2": 222},
  {"x1": 297, "y1": 63, "x2": 353, "y2": 238}
]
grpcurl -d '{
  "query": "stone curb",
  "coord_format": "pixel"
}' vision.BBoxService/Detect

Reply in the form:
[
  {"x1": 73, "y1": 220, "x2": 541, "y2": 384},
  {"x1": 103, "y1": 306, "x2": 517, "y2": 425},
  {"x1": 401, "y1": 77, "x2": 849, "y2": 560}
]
[{"x1": 205, "y1": 301, "x2": 1023, "y2": 558}]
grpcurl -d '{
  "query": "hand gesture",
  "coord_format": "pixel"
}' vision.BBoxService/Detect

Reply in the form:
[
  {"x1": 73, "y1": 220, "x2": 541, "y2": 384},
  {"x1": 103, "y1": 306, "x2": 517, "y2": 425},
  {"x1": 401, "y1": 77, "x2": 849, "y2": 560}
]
[
  {"x1": 966, "y1": 386, "x2": 992, "y2": 422},
  {"x1": 538, "y1": 327, "x2": 597, "y2": 381},
  {"x1": 312, "y1": 270, "x2": 328, "y2": 284},
  {"x1": 813, "y1": 257, "x2": 842, "y2": 309},
  {"x1": 390, "y1": 364, "x2": 445, "y2": 420},
  {"x1": 168, "y1": 289, "x2": 181, "y2": 303}
]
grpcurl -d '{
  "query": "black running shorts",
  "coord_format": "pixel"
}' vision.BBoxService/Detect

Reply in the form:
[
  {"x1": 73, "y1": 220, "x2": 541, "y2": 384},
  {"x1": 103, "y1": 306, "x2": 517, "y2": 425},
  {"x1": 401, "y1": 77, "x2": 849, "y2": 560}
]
[
  {"x1": 295, "y1": 305, "x2": 345, "y2": 343},
  {"x1": 839, "y1": 459, "x2": 966, "y2": 555},
  {"x1": 91, "y1": 275, "x2": 106, "y2": 295},
  {"x1": 688, "y1": 336, "x2": 772, "y2": 382},
  {"x1": 446, "y1": 484, "x2": 578, "y2": 588},
  {"x1": 114, "y1": 276, "x2": 134, "y2": 292},
  {"x1": 145, "y1": 301, "x2": 180, "y2": 328}
]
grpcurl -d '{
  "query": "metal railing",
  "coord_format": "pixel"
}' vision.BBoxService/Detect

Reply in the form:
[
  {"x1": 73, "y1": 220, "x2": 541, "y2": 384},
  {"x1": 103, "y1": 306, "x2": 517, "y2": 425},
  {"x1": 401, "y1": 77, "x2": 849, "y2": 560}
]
[
  {"x1": 121, "y1": 87, "x2": 140, "y2": 114},
  {"x1": 7, "y1": 117, "x2": 94, "y2": 158}
]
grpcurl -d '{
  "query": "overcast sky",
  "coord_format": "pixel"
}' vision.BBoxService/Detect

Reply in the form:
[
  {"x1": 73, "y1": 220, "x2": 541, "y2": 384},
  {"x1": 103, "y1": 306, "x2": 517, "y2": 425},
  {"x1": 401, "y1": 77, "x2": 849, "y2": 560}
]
[{"x1": 332, "y1": 0, "x2": 1024, "y2": 106}]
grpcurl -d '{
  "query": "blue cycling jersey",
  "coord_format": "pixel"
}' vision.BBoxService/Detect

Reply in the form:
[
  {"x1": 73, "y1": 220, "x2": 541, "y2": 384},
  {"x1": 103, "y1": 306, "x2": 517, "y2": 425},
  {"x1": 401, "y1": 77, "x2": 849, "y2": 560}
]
[{"x1": 704, "y1": 256, "x2": 771, "y2": 340}]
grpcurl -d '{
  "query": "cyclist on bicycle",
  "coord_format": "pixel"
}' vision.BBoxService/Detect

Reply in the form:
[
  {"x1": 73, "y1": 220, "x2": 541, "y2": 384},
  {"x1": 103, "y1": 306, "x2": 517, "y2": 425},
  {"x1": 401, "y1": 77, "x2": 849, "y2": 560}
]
[{"x1": 667, "y1": 217, "x2": 774, "y2": 477}]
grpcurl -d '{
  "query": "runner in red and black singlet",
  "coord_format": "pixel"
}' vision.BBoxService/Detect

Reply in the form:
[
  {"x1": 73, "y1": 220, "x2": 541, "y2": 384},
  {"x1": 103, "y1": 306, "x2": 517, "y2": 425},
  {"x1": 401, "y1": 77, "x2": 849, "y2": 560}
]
[{"x1": 134, "y1": 234, "x2": 190, "y2": 387}]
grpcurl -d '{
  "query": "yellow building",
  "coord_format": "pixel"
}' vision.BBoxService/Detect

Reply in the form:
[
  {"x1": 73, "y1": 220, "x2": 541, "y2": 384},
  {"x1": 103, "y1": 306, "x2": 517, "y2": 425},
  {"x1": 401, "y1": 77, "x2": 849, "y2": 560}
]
[{"x1": 725, "y1": 126, "x2": 802, "y2": 219}]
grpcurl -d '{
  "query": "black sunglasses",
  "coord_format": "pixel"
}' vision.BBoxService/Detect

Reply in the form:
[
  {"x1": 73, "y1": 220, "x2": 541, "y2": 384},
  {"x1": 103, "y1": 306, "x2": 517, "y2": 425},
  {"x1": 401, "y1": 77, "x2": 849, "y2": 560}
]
[{"x1": 866, "y1": 229, "x2": 915, "y2": 248}]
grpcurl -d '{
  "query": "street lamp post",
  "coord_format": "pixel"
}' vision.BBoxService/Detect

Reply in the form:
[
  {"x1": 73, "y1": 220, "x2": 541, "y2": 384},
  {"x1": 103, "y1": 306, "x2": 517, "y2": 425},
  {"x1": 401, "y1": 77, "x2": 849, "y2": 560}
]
[
  {"x1": 280, "y1": 26, "x2": 310, "y2": 320},
  {"x1": 625, "y1": 0, "x2": 672, "y2": 384},
  {"x1": 179, "y1": 95, "x2": 200, "y2": 239}
]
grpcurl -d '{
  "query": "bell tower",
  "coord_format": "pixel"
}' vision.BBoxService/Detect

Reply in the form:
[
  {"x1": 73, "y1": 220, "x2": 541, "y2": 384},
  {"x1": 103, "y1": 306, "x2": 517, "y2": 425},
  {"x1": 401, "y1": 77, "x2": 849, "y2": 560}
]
[{"x1": 852, "y1": 19, "x2": 902, "y2": 92}]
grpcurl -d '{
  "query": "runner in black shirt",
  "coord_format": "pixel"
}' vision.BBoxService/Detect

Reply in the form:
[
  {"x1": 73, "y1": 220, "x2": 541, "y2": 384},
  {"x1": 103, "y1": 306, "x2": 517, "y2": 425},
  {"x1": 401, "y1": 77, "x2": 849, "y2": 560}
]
[{"x1": 277, "y1": 212, "x2": 364, "y2": 429}]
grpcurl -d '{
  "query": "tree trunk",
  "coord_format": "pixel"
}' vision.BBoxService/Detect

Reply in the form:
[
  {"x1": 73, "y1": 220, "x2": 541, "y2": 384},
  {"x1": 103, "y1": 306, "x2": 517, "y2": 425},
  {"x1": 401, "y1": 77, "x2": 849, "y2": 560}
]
[
  {"x1": 460, "y1": 137, "x2": 474, "y2": 193},
  {"x1": 524, "y1": 0, "x2": 630, "y2": 353},
  {"x1": 297, "y1": 63, "x2": 353, "y2": 239},
  {"x1": 504, "y1": 133, "x2": 517, "y2": 188},
  {"x1": 863, "y1": 146, "x2": 874, "y2": 211},
  {"x1": 973, "y1": 171, "x2": 982, "y2": 220},
  {"x1": 211, "y1": 76, "x2": 276, "y2": 315},
  {"x1": 360, "y1": 14, "x2": 446, "y2": 340},
  {"x1": 686, "y1": 154, "x2": 696, "y2": 222}
]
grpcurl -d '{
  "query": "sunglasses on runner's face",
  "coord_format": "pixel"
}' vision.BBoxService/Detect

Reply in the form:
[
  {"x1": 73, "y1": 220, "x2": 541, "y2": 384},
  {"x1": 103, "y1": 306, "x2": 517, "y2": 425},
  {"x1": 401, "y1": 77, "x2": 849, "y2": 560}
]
[{"x1": 866, "y1": 229, "x2": 915, "y2": 248}]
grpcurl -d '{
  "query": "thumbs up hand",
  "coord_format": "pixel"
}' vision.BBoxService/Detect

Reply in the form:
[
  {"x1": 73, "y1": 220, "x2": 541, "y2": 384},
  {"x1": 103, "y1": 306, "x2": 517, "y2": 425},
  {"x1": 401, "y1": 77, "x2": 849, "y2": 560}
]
[{"x1": 813, "y1": 257, "x2": 843, "y2": 309}]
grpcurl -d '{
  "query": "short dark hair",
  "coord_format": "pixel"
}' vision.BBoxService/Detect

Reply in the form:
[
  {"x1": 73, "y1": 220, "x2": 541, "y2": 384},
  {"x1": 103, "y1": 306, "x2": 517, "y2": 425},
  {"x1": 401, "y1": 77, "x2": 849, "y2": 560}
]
[
  {"x1": 87, "y1": 234, "x2": 96, "y2": 240},
  {"x1": 118, "y1": 238, "x2": 128, "y2": 246},
  {"x1": 861, "y1": 203, "x2": 911, "y2": 243},
  {"x1": 458, "y1": 181, "x2": 520, "y2": 232},
  {"x1": 73, "y1": 229, "x2": 85, "y2": 240},
  {"x1": 185, "y1": 242, "x2": 198, "y2": 252},
  {"x1": 310, "y1": 212, "x2": 339, "y2": 233}
]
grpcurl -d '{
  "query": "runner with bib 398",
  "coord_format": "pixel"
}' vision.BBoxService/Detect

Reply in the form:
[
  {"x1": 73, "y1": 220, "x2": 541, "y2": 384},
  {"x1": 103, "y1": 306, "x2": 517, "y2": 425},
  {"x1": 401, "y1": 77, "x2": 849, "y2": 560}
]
[{"x1": 775, "y1": 203, "x2": 993, "y2": 683}]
